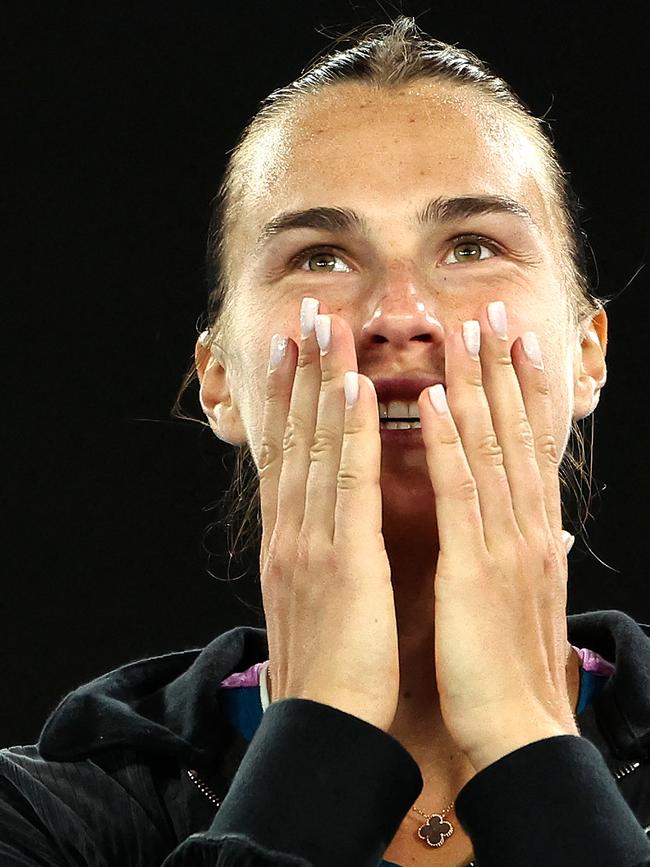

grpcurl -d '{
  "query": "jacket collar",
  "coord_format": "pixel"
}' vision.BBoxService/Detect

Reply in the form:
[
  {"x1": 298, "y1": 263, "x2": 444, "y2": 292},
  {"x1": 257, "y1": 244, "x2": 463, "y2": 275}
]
[
  {"x1": 38, "y1": 611, "x2": 650, "y2": 768},
  {"x1": 567, "y1": 609, "x2": 650, "y2": 761},
  {"x1": 38, "y1": 625, "x2": 269, "y2": 769}
]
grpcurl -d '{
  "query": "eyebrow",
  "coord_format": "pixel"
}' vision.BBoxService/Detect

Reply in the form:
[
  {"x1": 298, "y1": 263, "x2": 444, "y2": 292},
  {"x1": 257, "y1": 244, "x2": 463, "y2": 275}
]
[{"x1": 256, "y1": 194, "x2": 538, "y2": 247}]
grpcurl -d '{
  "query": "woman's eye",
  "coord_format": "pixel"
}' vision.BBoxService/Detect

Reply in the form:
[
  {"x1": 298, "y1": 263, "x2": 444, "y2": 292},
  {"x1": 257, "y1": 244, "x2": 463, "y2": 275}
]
[
  {"x1": 442, "y1": 238, "x2": 495, "y2": 265},
  {"x1": 442, "y1": 238, "x2": 496, "y2": 265},
  {"x1": 295, "y1": 248, "x2": 351, "y2": 273}
]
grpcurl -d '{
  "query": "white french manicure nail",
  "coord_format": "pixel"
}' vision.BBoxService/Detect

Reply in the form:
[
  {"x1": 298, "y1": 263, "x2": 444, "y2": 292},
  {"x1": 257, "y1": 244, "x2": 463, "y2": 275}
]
[
  {"x1": 315, "y1": 314, "x2": 331, "y2": 355},
  {"x1": 300, "y1": 297, "x2": 320, "y2": 339},
  {"x1": 462, "y1": 320, "x2": 480, "y2": 359}
]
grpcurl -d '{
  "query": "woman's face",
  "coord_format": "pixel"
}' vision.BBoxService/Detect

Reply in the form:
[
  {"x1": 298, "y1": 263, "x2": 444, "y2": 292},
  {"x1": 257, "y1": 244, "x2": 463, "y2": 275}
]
[{"x1": 197, "y1": 80, "x2": 607, "y2": 532}]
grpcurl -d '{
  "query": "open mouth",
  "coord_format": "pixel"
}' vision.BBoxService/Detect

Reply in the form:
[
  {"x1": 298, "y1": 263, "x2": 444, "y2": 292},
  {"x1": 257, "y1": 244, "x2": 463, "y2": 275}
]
[{"x1": 379, "y1": 417, "x2": 422, "y2": 430}]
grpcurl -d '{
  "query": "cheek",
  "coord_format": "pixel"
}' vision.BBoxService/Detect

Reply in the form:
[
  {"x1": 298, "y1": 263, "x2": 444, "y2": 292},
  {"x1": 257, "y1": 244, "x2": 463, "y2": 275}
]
[
  {"x1": 554, "y1": 339, "x2": 576, "y2": 460},
  {"x1": 240, "y1": 370, "x2": 269, "y2": 470}
]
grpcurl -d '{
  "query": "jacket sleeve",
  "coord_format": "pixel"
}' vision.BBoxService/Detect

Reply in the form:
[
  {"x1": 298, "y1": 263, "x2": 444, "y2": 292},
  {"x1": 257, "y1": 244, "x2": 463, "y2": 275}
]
[
  {"x1": 167, "y1": 707, "x2": 650, "y2": 867},
  {"x1": 0, "y1": 700, "x2": 423, "y2": 867},
  {"x1": 162, "y1": 698, "x2": 424, "y2": 867},
  {"x1": 454, "y1": 733, "x2": 650, "y2": 866}
]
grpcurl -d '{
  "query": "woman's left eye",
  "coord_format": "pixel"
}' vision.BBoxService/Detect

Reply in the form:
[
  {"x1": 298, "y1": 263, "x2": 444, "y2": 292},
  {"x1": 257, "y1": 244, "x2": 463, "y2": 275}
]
[
  {"x1": 290, "y1": 236, "x2": 499, "y2": 273},
  {"x1": 293, "y1": 248, "x2": 351, "y2": 273},
  {"x1": 442, "y1": 237, "x2": 497, "y2": 265}
]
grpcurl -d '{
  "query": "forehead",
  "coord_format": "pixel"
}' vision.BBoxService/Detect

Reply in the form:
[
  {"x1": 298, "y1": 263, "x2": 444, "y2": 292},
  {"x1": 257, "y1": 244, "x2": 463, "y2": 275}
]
[{"x1": 239, "y1": 81, "x2": 551, "y2": 238}]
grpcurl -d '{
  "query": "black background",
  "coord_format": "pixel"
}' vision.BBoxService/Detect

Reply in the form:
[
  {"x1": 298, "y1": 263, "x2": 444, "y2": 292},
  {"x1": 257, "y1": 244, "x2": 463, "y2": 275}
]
[{"x1": 5, "y1": 0, "x2": 650, "y2": 747}]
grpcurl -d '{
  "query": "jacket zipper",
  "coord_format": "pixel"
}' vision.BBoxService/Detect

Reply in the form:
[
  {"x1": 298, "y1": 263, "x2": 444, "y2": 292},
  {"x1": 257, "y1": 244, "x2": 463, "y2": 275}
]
[
  {"x1": 187, "y1": 769, "x2": 222, "y2": 806},
  {"x1": 613, "y1": 760, "x2": 642, "y2": 781},
  {"x1": 187, "y1": 759, "x2": 642, "y2": 806}
]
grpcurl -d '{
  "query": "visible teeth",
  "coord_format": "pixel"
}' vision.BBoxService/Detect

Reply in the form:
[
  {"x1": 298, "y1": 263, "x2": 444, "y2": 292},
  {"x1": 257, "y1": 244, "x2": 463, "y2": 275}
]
[
  {"x1": 381, "y1": 420, "x2": 422, "y2": 430},
  {"x1": 378, "y1": 399, "x2": 420, "y2": 420}
]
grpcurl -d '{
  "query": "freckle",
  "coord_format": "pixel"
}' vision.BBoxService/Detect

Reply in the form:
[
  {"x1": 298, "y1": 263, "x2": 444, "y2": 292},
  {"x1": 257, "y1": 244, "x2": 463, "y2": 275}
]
[{"x1": 408, "y1": 117, "x2": 416, "y2": 123}]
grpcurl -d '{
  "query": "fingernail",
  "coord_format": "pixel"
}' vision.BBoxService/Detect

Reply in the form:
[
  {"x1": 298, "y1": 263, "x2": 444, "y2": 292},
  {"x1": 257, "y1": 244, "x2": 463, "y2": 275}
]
[
  {"x1": 522, "y1": 331, "x2": 544, "y2": 370},
  {"x1": 344, "y1": 371, "x2": 359, "y2": 407},
  {"x1": 315, "y1": 314, "x2": 331, "y2": 355},
  {"x1": 428, "y1": 383, "x2": 449, "y2": 415},
  {"x1": 300, "y1": 297, "x2": 320, "y2": 339},
  {"x1": 487, "y1": 301, "x2": 508, "y2": 339},
  {"x1": 462, "y1": 320, "x2": 480, "y2": 359},
  {"x1": 269, "y1": 334, "x2": 288, "y2": 372}
]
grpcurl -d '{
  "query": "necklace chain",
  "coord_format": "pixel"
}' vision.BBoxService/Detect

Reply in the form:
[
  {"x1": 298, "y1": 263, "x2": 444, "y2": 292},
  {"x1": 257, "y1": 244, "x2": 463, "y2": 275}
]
[{"x1": 412, "y1": 802, "x2": 454, "y2": 820}]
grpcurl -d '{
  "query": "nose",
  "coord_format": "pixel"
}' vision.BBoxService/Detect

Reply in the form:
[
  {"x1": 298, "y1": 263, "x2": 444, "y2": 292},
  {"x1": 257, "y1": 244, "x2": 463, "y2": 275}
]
[{"x1": 360, "y1": 285, "x2": 445, "y2": 349}]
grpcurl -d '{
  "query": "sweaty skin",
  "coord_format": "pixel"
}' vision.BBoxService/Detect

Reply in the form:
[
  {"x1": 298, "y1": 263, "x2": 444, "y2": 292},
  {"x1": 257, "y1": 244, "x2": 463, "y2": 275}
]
[{"x1": 195, "y1": 80, "x2": 607, "y2": 806}]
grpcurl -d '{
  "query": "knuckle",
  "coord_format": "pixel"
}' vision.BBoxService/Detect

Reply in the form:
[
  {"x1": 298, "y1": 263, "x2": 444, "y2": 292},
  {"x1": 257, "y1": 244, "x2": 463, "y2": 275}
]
[
  {"x1": 495, "y1": 351, "x2": 513, "y2": 368},
  {"x1": 476, "y1": 433, "x2": 504, "y2": 467},
  {"x1": 453, "y1": 476, "x2": 479, "y2": 502},
  {"x1": 439, "y1": 429, "x2": 463, "y2": 448},
  {"x1": 258, "y1": 435, "x2": 281, "y2": 479},
  {"x1": 282, "y1": 415, "x2": 305, "y2": 455},
  {"x1": 309, "y1": 425, "x2": 340, "y2": 458},
  {"x1": 296, "y1": 350, "x2": 312, "y2": 372},
  {"x1": 319, "y1": 365, "x2": 338, "y2": 387},
  {"x1": 336, "y1": 465, "x2": 368, "y2": 490},
  {"x1": 465, "y1": 371, "x2": 485, "y2": 389},
  {"x1": 343, "y1": 413, "x2": 368, "y2": 436},
  {"x1": 532, "y1": 376, "x2": 552, "y2": 398},
  {"x1": 514, "y1": 416, "x2": 536, "y2": 452},
  {"x1": 535, "y1": 432, "x2": 561, "y2": 466}
]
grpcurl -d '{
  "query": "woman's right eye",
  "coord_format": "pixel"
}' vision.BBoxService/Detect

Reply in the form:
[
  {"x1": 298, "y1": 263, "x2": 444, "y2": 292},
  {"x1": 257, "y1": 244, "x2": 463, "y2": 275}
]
[{"x1": 291, "y1": 247, "x2": 352, "y2": 273}]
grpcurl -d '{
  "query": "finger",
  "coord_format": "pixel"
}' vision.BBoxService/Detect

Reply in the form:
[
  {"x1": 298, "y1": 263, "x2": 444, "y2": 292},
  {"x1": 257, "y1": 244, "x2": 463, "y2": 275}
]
[
  {"x1": 262, "y1": 297, "x2": 322, "y2": 562},
  {"x1": 479, "y1": 301, "x2": 551, "y2": 542},
  {"x1": 443, "y1": 321, "x2": 520, "y2": 551},
  {"x1": 512, "y1": 330, "x2": 564, "y2": 540},
  {"x1": 333, "y1": 371, "x2": 384, "y2": 552},
  {"x1": 418, "y1": 369, "x2": 487, "y2": 566},
  {"x1": 301, "y1": 312, "x2": 359, "y2": 542},
  {"x1": 258, "y1": 333, "x2": 298, "y2": 567}
]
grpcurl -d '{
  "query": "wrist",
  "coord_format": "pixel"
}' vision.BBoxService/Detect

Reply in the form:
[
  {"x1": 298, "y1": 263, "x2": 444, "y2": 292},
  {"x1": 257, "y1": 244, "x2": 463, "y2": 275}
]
[{"x1": 466, "y1": 720, "x2": 581, "y2": 773}]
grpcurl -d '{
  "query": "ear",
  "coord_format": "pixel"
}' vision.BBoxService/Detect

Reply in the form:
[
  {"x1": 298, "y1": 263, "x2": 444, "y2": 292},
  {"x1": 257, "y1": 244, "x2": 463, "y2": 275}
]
[
  {"x1": 572, "y1": 306, "x2": 608, "y2": 421},
  {"x1": 195, "y1": 332, "x2": 248, "y2": 445}
]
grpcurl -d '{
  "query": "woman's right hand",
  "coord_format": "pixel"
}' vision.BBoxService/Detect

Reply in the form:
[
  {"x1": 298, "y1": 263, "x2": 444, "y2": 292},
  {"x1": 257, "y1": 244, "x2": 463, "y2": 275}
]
[{"x1": 258, "y1": 296, "x2": 400, "y2": 734}]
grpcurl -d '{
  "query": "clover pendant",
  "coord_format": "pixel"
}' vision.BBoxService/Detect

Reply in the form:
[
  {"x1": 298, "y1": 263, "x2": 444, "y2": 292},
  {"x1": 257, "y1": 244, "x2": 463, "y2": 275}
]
[{"x1": 417, "y1": 813, "x2": 454, "y2": 847}]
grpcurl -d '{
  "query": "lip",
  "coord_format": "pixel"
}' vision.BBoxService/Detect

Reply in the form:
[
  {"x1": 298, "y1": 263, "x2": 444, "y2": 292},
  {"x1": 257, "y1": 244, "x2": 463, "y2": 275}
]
[
  {"x1": 379, "y1": 425, "x2": 425, "y2": 447},
  {"x1": 371, "y1": 373, "x2": 445, "y2": 405}
]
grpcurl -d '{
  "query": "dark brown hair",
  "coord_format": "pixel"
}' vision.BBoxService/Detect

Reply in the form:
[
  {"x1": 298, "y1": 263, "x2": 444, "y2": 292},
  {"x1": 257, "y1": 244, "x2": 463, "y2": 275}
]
[{"x1": 172, "y1": 16, "x2": 610, "y2": 595}]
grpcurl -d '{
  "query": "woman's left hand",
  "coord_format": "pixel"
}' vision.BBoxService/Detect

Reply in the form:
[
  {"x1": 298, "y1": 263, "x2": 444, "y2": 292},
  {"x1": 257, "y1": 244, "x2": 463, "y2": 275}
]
[{"x1": 418, "y1": 300, "x2": 581, "y2": 772}]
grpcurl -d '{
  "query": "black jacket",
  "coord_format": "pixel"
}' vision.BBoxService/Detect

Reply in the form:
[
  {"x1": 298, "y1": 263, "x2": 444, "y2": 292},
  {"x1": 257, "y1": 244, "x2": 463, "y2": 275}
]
[{"x1": 2, "y1": 608, "x2": 650, "y2": 866}]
